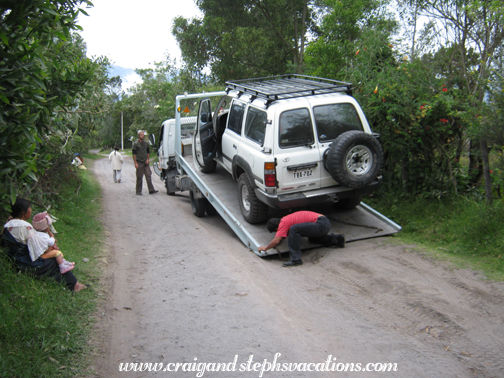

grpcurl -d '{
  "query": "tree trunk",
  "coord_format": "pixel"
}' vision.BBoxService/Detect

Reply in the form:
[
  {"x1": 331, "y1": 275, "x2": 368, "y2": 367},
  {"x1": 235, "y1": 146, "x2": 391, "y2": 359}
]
[
  {"x1": 480, "y1": 138, "x2": 493, "y2": 205},
  {"x1": 468, "y1": 139, "x2": 483, "y2": 186},
  {"x1": 401, "y1": 157, "x2": 408, "y2": 191},
  {"x1": 447, "y1": 158, "x2": 458, "y2": 195}
]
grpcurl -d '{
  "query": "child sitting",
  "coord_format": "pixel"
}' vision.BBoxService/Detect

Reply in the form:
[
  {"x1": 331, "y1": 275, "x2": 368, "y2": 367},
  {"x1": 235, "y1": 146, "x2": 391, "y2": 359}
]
[{"x1": 32, "y1": 212, "x2": 75, "y2": 274}]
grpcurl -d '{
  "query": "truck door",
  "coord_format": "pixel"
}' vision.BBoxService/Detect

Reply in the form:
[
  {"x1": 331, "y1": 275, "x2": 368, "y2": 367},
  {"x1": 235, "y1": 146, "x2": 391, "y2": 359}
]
[
  {"x1": 156, "y1": 122, "x2": 166, "y2": 169},
  {"x1": 194, "y1": 98, "x2": 216, "y2": 169}
]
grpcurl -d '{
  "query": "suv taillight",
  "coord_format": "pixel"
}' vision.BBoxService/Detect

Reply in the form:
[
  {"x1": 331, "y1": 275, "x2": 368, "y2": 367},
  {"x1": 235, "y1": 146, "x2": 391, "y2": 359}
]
[{"x1": 264, "y1": 162, "x2": 276, "y2": 187}]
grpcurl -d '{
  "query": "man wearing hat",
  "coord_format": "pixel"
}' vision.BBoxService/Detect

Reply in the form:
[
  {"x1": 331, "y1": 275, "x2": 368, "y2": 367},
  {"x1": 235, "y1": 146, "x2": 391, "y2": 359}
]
[{"x1": 132, "y1": 130, "x2": 158, "y2": 195}]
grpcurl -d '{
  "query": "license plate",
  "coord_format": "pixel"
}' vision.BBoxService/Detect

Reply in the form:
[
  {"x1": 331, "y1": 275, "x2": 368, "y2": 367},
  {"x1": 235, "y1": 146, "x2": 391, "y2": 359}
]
[{"x1": 293, "y1": 169, "x2": 313, "y2": 179}]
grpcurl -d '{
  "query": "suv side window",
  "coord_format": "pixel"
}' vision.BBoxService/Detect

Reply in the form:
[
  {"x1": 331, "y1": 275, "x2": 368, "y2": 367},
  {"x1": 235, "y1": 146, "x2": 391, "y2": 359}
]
[
  {"x1": 227, "y1": 101, "x2": 246, "y2": 135},
  {"x1": 245, "y1": 107, "x2": 267, "y2": 146},
  {"x1": 279, "y1": 108, "x2": 314, "y2": 148},
  {"x1": 313, "y1": 103, "x2": 363, "y2": 142}
]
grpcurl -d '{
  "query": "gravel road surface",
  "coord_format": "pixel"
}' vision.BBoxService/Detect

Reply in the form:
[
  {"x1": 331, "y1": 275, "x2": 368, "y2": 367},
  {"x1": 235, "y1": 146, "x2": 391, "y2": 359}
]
[{"x1": 89, "y1": 154, "x2": 504, "y2": 378}]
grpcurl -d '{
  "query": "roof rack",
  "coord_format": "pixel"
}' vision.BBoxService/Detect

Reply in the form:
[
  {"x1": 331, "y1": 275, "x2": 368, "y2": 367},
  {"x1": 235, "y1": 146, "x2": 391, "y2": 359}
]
[{"x1": 225, "y1": 74, "x2": 352, "y2": 108}]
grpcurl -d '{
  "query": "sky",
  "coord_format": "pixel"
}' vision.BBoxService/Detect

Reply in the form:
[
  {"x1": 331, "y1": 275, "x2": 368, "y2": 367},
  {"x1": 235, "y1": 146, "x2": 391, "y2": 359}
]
[{"x1": 77, "y1": 0, "x2": 202, "y2": 90}]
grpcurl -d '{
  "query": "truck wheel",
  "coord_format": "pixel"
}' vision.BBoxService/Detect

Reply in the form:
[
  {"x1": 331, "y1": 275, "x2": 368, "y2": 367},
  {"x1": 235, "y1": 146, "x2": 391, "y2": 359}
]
[
  {"x1": 165, "y1": 176, "x2": 175, "y2": 196},
  {"x1": 335, "y1": 196, "x2": 363, "y2": 210},
  {"x1": 205, "y1": 200, "x2": 217, "y2": 216},
  {"x1": 326, "y1": 131, "x2": 383, "y2": 189},
  {"x1": 238, "y1": 173, "x2": 269, "y2": 224},
  {"x1": 189, "y1": 189, "x2": 206, "y2": 217}
]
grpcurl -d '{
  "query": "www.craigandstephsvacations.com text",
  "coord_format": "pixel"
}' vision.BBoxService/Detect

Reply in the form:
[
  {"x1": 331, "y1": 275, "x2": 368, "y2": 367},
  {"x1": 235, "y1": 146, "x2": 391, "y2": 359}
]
[{"x1": 118, "y1": 354, "x2": 398, "y2": 376}]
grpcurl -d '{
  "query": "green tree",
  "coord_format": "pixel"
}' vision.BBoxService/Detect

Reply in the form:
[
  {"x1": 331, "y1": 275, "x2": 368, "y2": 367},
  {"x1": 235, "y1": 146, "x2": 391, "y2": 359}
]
[
  {"x1": 173, "y1": 0, "x2": 319, "y2": 81},
  {"x1": 0, "y1": 0, "x2": 111, "y2": 208},
  {"x1": 118, "y1": 57, "x2": 192, "y2": 143},
  {"x1": 303, "y1": 0, "x2": 504, "y2": 201},
  {"x1": 304, "y1": 0, "x2": 397, "y2": 78},
  {"x1": 415, "y1": 0, "x2": 504, "y2": 203}
]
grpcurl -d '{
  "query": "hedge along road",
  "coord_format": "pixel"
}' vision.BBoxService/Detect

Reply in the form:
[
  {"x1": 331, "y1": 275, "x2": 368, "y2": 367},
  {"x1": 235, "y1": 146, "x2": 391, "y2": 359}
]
[{"x1": 89, "y1": 153, "x2": 504, "y2": 378}]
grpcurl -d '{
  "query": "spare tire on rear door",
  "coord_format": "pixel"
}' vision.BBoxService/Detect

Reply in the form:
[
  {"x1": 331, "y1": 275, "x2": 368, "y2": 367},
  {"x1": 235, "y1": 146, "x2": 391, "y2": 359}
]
[{"x1": 325, "y1": 131, "x2": 383, "y2": 189}]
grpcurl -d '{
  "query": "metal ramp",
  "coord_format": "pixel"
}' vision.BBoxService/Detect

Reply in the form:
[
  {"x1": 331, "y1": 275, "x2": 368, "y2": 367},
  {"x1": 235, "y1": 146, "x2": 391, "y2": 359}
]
[{"x1": 180, "y1": 154, "x2": 401, "y2": 256}]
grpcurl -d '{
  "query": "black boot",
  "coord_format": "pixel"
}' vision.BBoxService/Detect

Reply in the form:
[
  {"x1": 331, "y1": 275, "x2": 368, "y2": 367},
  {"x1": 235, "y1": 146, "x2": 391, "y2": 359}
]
[{"x1": 331, "y1": 234, "x2": 345, "y2": 248}]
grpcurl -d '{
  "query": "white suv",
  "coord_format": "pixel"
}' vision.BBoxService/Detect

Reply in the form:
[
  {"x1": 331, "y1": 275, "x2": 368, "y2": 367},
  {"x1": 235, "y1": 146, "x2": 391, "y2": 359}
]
[{"x1": 193, "y1": 75, "x2": 383, "y2": 224}]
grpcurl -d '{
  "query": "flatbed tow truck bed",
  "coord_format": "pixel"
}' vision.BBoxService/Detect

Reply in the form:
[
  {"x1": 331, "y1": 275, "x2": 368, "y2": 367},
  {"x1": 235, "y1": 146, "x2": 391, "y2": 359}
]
[{"x1": 180, "y1": 153, "x2": 401, "y2": 256}]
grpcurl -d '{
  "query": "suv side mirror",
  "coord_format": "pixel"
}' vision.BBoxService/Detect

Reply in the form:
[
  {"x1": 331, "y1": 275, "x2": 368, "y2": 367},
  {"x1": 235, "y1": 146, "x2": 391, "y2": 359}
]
[{"x1": 148, "y1": 134, "x2": 155, "y2": 145}]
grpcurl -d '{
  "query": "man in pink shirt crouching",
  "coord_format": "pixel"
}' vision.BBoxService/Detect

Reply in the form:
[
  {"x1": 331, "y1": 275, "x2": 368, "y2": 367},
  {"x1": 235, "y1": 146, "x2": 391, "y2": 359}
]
[{"x1": 258, "y1": 211, "x2": 345, "y2": 267}]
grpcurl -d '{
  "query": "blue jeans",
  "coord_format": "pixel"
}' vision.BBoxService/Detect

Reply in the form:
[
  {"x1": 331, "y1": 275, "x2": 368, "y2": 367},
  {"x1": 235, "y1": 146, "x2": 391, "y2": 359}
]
[{"x1": 288, "y1": 216, "x2": 331, "y2": 261}]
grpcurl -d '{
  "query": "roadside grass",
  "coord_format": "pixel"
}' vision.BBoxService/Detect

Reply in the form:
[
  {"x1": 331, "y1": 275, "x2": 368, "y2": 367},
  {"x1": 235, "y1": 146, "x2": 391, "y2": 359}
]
[
  {"x1": 82, "y1": 151, "x2": 104, "y2": 161},
  {"x1": 0, "y1": 165, "x2": 104, "y2": 377},
  {"x1": 367, "y1": 194, "x2": 504, "y2": 281}
]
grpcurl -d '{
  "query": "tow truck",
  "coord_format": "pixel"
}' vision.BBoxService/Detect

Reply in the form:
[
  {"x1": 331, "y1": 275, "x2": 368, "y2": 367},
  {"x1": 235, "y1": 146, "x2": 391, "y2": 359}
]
[{"x1": 152, "y1": 89, "x2": 401, "y2": 257}]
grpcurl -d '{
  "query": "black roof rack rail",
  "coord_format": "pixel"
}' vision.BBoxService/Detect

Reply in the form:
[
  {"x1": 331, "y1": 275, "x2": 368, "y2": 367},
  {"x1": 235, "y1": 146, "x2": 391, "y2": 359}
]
[{"x1": 225, "y1": 74, "x2": 353, "y2": 108}]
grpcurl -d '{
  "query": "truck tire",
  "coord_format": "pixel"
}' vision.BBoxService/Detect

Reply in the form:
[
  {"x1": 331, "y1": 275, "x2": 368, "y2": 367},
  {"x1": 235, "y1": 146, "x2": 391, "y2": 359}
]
[
  {"x1": 238, "y1": 173, "x2": 269, "y2": 224},
  {"x1": 189, "y1": 189, "x2": 206, "y2": 217},
  {"x1": 326, "y1": 131, "x2": 383, "y2": 189},
  {"x1": 205, "y1": 200, "x2": 217, "y2": 216},
  {"x1": 165, "y1": 176, "x2": 175, "y2": 196},
  {"x1": 335, "y1": 196, "x2": 363, "y2": 210}
]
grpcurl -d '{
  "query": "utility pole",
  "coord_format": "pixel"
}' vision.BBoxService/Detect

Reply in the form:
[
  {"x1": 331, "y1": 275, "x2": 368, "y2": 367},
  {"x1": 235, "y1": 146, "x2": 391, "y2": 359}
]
[{"x1": 121, "y1": 111, "x2": 124, "y2": 150}]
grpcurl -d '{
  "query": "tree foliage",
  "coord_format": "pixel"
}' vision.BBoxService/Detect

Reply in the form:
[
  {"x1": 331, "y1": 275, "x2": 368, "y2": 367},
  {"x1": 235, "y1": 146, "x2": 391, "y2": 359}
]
[
  {"x1": 173, "y1": 0, "x2": 320, "y2": 81},
  {"x1": 301, "y1": 0, "x2": 504, "y2": 200},
  {"x1": 398, "y1": 0, "x2": 504, "y2": 202},
  {"x1": 304, "y1": 0, "x2": 397, "y2": 78},
  {"x1": 114, "y1": 57, "x2": 217, "y2": 147},
  {"x1": 0, "y1": 0, "x2": 111, "y2": 208}
]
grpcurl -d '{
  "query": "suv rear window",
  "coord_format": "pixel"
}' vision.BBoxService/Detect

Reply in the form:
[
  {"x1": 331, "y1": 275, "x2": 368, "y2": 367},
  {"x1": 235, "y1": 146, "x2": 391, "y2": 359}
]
[
  {"x1": 279, "y1": 108, "x2": 314, "y2": 148},
  {"x1": 313, "y1": 103, "x2": 363, "y2": 142}
]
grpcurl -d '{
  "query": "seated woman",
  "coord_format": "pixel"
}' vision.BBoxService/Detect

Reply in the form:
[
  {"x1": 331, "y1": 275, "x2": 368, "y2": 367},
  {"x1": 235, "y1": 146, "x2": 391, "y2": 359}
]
[
  {"x1": 72, "y1": 152, "x2": 86, "y2": 170},
  {"x1": 2, "y1": 197, "x2": 87, "y2": 292}
]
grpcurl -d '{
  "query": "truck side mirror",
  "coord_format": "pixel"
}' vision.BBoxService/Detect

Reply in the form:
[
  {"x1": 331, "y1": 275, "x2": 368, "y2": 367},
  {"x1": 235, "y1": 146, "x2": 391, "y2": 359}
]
[{"x1": 148, "y1": 133, "x2": 155, "y2": 145}]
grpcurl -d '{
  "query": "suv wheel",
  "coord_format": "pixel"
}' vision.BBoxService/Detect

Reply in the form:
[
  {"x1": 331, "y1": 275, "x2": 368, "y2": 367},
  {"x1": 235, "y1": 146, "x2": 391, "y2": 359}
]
[
  {"x1": 326, "y1": 131, "x2": 383, "y2": 189},
  {"x1": 238, "y1": 173, "x2": 269, "y2": 224}
]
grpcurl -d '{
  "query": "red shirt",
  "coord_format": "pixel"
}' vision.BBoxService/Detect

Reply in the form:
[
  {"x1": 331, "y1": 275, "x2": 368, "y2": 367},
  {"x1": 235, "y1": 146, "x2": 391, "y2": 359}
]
[{"x1": 276, "y1": 211, "x2": 322, "y2": 238}]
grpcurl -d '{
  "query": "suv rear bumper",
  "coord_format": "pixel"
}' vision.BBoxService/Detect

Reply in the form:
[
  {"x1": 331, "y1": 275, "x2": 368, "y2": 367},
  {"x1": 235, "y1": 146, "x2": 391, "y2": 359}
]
[{"x1": 255, "y1": 179, "x2": 382, "y2": 209}]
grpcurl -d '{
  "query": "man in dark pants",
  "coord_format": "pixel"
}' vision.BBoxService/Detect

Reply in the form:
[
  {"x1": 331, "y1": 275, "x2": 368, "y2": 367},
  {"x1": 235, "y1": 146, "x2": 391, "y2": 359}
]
[
  {"x1": 258, "y1": 211, "x2": 345, "y2": 267},
  {"x1": 132, "y1": 130, "x2": 158, "y2": 195}
]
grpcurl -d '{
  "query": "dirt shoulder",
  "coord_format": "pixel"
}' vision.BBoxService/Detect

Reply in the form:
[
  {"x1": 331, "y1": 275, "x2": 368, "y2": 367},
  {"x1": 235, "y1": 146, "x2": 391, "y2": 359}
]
[{"x1": 89, "y1": 154, "x2": 504, "y2": 378}]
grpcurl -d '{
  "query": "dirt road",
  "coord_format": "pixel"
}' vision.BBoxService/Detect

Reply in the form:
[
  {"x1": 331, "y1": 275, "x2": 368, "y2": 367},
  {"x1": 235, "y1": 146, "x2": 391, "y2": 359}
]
[{"x1": 89, "y1": 154, "x2": 504, "y2": 378}]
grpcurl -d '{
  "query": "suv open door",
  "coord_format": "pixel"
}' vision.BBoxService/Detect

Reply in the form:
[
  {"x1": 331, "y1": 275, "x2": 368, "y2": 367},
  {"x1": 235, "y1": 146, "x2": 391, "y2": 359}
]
[{"x1": 193, "y1": 98, "x2": 217, "y2": 173}]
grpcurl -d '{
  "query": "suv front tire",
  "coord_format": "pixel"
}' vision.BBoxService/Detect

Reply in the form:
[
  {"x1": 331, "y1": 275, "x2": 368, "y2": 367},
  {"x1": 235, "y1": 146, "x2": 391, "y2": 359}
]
[{"x1": 237, "y1": 173, "x2": 269, "y2": 224}]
